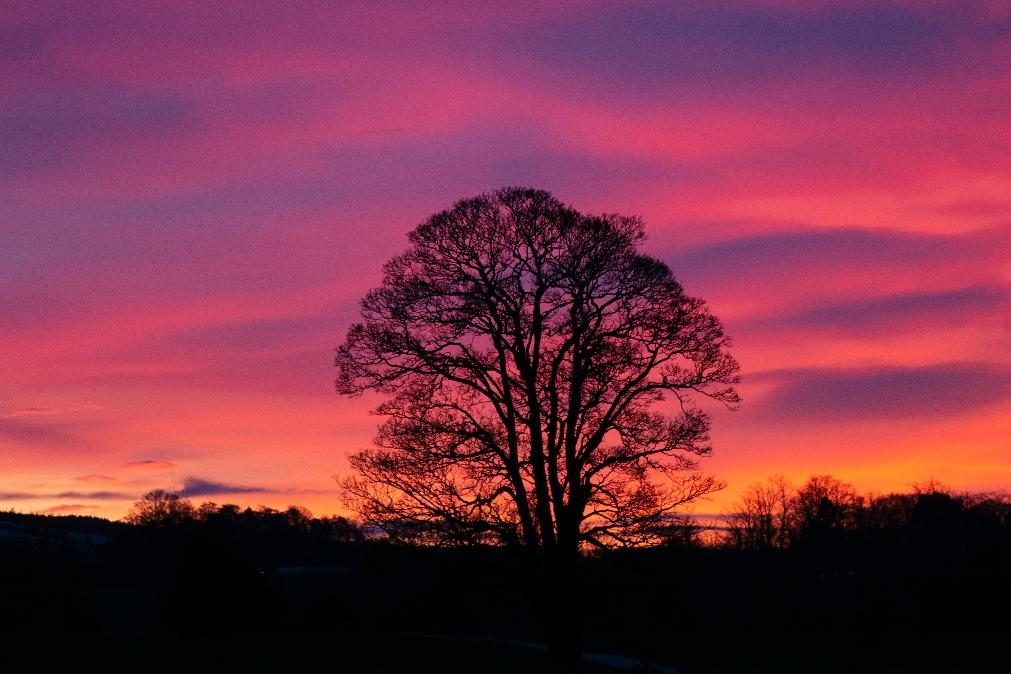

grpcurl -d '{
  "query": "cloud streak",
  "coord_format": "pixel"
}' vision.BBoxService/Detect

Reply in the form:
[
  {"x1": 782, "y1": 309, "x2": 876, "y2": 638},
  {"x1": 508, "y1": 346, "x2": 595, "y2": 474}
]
[
  {"x1": 123, "y1": 460, "x2": 177, "y2": 470},
  {"x1": 756, "y1": 363, "x2": 1011, "y2": 421},
  {"x1": 747, "y1": 285, "x2": 1011, "y2": 338},
  {"x1": 177, "y1": 477, "x2": 270, "y2": 498},
  {"x1": 0, "y1": 416, "x2": 84, "y2": 448},
  {"x1": 0, "y1": 490, "x2": 133, "y2": 501}
]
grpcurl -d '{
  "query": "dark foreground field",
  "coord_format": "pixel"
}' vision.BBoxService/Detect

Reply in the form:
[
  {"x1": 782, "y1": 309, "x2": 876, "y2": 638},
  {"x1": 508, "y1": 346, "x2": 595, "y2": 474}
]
[{"x1": 1, "y1": 510, "x2": 1008, "y2": 673}]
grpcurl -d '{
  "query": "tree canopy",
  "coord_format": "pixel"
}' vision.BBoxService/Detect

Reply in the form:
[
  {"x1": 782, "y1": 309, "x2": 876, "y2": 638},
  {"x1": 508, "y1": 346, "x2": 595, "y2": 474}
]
[
  {"x1": 336, "y1": 187, "x2": 740, "y2": 552},
  {"x1": 124, "y1": 489, "x2": 196, "y2": 526}
]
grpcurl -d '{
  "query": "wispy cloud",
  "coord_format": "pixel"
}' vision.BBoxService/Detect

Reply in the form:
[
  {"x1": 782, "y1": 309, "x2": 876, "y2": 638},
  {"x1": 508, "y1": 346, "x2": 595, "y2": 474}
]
[
  {"x1": 755, "y1": 363, "x2": 1011, "y2": 421},
  {"x1": 123, "y1": 460, "x2": 177, "y2": 471},
  {"x1": 0, "y1": 490, "x2": 133, "y2": 501},
  {"x1": 173, "y1": 477, "x2": 337, "y2": 498},
  {"x1": 74, "y1": 474, "x2": 118, "y2": 483},
  {"x1": 177, "y1": 477, "x2": 270, "y2": 498},
  {"x1": 0, "y1": 416, "x2": 82, "y2": 447},
  {"x1": 2, "y1": 404, "x2": 104, "y2": 418},
  {"x1": 746, "y1": 285, "x2": 1011, "y2": 338}
]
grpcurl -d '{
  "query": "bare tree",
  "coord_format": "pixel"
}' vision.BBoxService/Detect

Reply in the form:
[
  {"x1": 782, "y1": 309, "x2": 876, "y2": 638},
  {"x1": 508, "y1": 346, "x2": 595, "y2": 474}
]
[
  {"x1": 725, "y1": 475, "x2": 795, "y2": 550},
  {"x1": 125, "y1": 489, "x2": 195, "y2": 526},
  {"x1": 336, "y1": 187, "x2": 739, "y2": 560},
  {"x1": 793, "y1": 475, "x2": 862, "y2": 545}
]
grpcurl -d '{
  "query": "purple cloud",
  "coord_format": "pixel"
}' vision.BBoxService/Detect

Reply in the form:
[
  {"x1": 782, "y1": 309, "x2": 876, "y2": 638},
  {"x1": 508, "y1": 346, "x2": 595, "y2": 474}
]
[
  {"x1": 0, "y1": 416, "x2": 81, "y2": 447},
  {"x1": 756, "y1": 363, "x2": 1011, "y2": 421},
  {"x1": 177, "y1": 477, "x2": 270, "y2": 498},
  {"x1": 513, "y1": 3, "x2": 964, "y2": 97},
  {"x1": 661, "y1": 225, "x2": 1011, "y2": 310},
  {"x1": 747, "y1": 285, "x2": 1011, "y2": 337},
  {"x1": 0, "y1": 490, "x2": 132, "y2": 501}
]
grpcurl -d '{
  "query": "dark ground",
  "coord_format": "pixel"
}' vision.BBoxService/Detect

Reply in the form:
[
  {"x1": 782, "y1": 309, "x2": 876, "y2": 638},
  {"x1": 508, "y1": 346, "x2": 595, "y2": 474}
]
[{"x1": 1, "y1": 510, "x2": 1008, "y2": 673}]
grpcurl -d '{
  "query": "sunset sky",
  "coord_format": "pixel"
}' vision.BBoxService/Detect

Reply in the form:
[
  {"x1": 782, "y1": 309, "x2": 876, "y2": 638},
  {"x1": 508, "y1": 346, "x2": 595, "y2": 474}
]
[{"x1": 3, "y1": 1, "x2": 1010, "y2": 520}]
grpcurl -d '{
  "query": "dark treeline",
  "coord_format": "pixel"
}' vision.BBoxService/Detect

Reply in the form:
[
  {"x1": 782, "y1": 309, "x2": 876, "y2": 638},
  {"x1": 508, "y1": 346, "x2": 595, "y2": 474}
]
[
  {"x1": 722, "y1": 474, "x2": 1011, "y2": 557},
  {"x1": 1, "y1": 477, "x2": 1009, "y2": 673}
]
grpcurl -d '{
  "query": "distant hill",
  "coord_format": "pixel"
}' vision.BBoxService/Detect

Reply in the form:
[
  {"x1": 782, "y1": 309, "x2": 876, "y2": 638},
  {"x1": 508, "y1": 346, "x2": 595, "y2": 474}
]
[{"x1": 0, "y1": 510, "x2": 124, "y2": 546}]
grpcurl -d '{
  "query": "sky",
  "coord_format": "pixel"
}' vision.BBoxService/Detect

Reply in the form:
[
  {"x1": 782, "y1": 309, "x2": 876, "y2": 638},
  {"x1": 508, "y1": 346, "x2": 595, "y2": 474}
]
[{"x1": 2, "y1": 0, "x2": 1010, "y2": 520}]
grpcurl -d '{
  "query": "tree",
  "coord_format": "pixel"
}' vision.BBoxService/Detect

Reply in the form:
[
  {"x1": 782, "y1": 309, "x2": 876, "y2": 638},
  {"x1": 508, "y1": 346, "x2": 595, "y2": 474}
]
[
  {"x1": 335, "y1": 187, "x2": 740, "y2": 558},
  {"x1": 125, "y1": 489, "x2": 196, "y2": 526},
  {"x1": 725, "y1": 475, "x2": 795, "y2": 550},
  {"x1": 793, "y1": 475, "x2": 862, "y2": 547}
]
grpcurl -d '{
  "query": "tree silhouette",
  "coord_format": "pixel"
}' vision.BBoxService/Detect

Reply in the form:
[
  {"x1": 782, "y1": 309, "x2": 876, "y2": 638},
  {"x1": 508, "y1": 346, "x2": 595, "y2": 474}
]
[
  {"x1": 793, "y1": 475, "x2": 862, "y2": 549},
  {"x1": 335, "y1": 187, "x2": 739, "y2": 557},
  {"x1": 726, "y1": 475, "x2": 795, "y2": 550},
  {"x1": 124, "y1": 489, "x2": 195, "y2": 526}
]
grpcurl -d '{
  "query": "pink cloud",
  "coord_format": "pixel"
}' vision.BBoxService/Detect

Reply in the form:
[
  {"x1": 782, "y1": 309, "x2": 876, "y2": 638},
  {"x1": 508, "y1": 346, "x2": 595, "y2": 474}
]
[{"x1": 74, "y1": 474, "x2": 117, "y2": 483}]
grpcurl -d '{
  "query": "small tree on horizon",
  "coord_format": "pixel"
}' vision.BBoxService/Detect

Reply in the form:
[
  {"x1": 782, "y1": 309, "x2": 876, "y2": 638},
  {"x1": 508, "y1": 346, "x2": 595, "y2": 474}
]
[
  {"x1": 335, "y1": 187, "x2": 740, "y2": 556},
  {"x1": 125, "y1": 489, "x2": 195, "y2": 526},
  {"x1": 726, "y1": 475, "x2": 795, "y2": 550}
]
